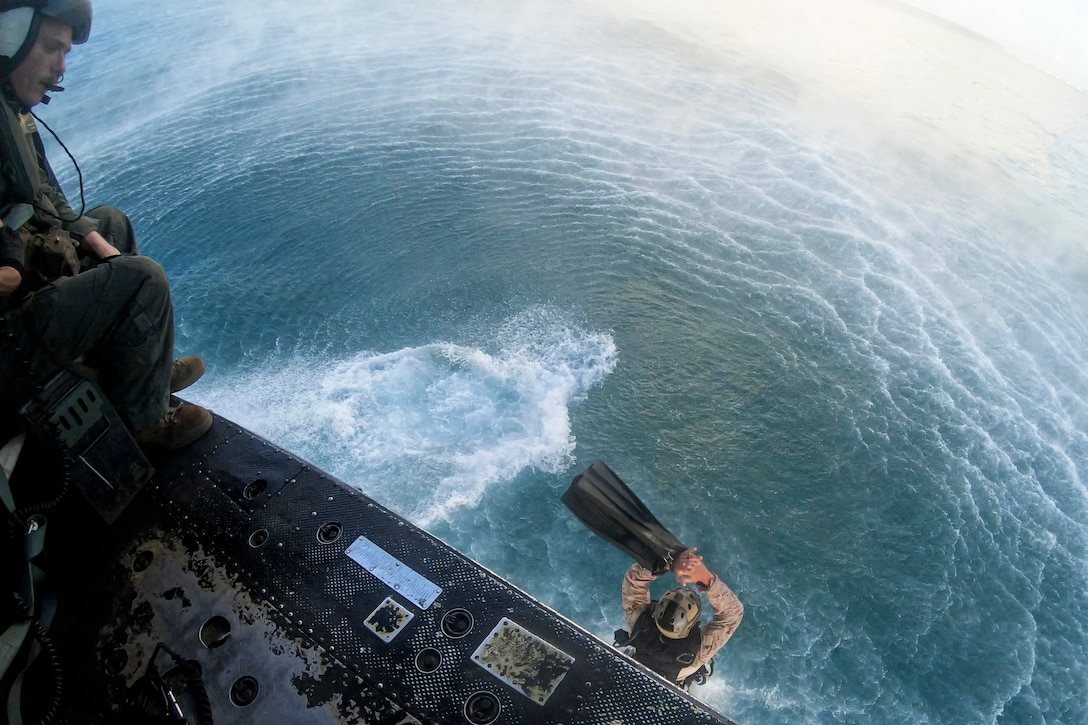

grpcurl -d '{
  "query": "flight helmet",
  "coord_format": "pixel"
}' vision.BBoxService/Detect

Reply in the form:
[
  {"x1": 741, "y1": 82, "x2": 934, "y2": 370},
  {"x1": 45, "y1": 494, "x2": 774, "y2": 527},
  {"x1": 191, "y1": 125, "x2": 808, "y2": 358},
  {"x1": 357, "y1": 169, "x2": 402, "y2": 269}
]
[
  {"x1": 652, "y1": 587, "x2": 702, "y2": 639},
  {"x1": 0, "y1": 0, "x2": 92, "y2": 72}
]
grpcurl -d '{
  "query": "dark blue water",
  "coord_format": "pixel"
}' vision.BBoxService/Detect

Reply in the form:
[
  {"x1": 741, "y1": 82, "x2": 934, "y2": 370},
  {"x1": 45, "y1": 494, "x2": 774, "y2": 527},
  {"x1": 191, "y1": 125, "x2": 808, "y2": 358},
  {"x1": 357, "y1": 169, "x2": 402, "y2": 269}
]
[{"x1": 45, "y1": 1, "x2": 1088, "y2": 722}]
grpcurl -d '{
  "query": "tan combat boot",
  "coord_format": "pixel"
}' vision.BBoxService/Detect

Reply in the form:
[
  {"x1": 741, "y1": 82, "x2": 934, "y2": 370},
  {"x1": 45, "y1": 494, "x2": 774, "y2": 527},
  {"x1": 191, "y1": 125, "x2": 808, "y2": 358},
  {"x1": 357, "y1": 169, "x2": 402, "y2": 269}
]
[
  {"x1": 170, "y1": 356, "x2": 206, "y2": 393},
  {"x1": 136, "y1": 403, "x2": 213, "y2": 451}
]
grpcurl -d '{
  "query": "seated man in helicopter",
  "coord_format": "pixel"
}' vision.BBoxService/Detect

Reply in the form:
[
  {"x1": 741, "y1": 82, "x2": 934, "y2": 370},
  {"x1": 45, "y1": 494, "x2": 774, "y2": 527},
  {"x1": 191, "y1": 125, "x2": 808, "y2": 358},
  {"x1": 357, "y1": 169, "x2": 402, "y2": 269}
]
[{"x1": 0, "y1": 0, "x2": 209, "y2": 450}]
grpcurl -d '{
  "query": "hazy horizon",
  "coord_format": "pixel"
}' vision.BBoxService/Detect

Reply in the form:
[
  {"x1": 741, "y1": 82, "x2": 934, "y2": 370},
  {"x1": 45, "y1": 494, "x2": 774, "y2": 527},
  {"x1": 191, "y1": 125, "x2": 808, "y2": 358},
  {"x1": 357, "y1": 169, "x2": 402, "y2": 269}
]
[{"x1": 900, "y1": 0, "x2": 1088, "y2": 91}]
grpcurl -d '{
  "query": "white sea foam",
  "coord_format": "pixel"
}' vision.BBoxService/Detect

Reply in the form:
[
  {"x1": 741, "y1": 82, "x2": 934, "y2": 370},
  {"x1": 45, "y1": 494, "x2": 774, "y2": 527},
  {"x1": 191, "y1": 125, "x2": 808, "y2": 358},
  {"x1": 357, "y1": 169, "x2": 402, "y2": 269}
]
[{"x1": 196, "y1": 307, "x2": 617, "y2": 526}]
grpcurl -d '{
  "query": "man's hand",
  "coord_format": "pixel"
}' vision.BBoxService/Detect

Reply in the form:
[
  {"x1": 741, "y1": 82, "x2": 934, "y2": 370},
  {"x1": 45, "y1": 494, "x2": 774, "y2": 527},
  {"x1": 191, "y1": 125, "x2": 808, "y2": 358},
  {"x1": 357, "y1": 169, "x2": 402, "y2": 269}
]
[
  {"x1": 0, "y1": 221, "x2": 23, "y2": 294},
  {"x1": 673, "y1": 547, "x2": 714, "y2": 588},
  {"x1": 0, "y1": 265, "x2": 21, "y2": 294},
  {"x1": 81, "y1": 230, "x2": 121, "y2": 259}
]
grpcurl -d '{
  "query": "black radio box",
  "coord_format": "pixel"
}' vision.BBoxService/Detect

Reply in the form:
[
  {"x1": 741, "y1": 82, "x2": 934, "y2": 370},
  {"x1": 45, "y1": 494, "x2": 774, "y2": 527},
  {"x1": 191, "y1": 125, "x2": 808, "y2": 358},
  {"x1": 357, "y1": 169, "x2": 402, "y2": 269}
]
[{"x1": 21, "y1": 371, "x2": 153, "y2": 523}]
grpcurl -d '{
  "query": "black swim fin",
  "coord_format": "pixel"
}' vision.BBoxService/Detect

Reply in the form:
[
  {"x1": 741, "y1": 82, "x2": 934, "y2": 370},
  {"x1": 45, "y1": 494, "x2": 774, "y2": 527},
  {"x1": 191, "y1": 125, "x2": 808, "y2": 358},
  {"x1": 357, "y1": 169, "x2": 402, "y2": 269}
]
[{"x1": 562, "y1": 461, "x2": 686, "y2": 575}]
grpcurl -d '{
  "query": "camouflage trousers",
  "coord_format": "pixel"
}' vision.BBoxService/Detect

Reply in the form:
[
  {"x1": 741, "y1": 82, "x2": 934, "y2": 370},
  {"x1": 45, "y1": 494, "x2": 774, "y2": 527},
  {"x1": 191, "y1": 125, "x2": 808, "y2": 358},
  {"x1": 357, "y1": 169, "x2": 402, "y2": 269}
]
[{"x1": 2, "y1": 254, "x2": 173, "y2": 431}]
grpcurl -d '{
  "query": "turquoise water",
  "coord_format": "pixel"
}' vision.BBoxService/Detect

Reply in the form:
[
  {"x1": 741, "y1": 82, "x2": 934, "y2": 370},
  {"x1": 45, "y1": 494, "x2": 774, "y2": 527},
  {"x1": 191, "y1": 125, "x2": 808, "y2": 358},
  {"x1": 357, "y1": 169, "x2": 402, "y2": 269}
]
[{"x1": 45, "y1": 1, "x2": 1088, "y2": 722}]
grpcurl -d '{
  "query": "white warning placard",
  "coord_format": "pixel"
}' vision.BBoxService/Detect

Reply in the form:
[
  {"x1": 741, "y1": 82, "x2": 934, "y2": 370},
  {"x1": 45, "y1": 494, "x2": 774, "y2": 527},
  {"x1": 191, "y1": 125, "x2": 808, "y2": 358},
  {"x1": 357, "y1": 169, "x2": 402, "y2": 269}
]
[{"x1": 345, "y1": 535, "x2": 442, "y2": 609}]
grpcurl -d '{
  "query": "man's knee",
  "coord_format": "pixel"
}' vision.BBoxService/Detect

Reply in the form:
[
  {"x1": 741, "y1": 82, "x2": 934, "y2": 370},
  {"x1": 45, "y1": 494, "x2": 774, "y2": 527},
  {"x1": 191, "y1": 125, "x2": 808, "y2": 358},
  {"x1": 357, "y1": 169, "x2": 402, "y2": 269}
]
[
  {"x1": 107, "y1": 255, "x2": 169, "y2": 289},
  {"x1": 90, "y1": 257, "x2": 172, "y2": 324}
]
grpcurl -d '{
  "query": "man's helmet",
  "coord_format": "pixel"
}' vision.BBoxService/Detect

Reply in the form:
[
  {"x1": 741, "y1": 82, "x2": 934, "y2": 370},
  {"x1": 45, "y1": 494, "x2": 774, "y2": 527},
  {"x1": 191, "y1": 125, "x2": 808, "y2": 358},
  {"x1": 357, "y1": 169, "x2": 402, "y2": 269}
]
[
  {"x1": 652, "y1": 587, "x2": 702, "y2": 639},
  {"x1": 0, "y1": 0, "x2": 92, "y2": 72}
]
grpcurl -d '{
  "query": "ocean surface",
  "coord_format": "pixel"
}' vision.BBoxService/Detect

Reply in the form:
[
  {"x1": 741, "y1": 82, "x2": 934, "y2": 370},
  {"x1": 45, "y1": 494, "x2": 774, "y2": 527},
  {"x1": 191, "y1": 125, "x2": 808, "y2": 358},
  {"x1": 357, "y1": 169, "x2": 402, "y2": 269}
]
[{"x1": 43, "y1": 1, "x2": 1088, "y2": 722}]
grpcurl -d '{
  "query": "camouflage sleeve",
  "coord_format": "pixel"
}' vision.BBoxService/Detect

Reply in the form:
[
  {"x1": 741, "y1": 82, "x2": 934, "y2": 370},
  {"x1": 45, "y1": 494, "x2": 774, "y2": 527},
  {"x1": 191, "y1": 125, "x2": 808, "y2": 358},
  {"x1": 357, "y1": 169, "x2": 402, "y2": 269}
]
[
  {"x1": 693, "y1": 576, "x2": 743, "y2": 669},
  {"x1": 0, "y1": 224, "x2": 24, "y2": 273},
  {"x1": 621, "y1": 563, "x2": 656, "y2": 632},
  {"x1": 32, "y1": 133, "x2": 98, "y2": 239},
  {"x1": 40, "y1": 179, "x2": 98, "y2": 238}
]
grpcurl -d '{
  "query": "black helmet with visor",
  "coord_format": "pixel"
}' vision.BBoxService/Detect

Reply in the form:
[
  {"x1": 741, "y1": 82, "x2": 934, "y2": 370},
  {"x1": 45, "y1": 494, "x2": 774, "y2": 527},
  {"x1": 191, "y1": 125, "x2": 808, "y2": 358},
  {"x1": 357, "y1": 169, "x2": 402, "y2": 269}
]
[{"x1": 0, "y1": 0, "x2": 91, "y2": 74}]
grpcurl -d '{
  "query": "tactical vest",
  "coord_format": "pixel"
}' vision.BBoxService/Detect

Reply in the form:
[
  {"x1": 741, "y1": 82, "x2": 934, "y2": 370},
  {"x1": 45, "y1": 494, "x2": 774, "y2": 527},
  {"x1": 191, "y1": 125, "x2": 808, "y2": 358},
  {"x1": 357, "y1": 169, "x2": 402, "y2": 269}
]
[
  {"x1": 625, "y1": 608, "x2": 702, "y2": 684},
  {"x1": 0, "y1": 94, "x2": 80, "y2": 284}
]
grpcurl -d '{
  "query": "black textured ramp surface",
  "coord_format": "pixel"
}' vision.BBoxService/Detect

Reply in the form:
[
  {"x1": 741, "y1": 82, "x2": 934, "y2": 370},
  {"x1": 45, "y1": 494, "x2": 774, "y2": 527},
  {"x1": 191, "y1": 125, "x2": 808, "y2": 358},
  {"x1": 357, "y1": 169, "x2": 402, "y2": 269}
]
[{"x1": 46, "y1": 412, "x2": 739, "y2": 724}]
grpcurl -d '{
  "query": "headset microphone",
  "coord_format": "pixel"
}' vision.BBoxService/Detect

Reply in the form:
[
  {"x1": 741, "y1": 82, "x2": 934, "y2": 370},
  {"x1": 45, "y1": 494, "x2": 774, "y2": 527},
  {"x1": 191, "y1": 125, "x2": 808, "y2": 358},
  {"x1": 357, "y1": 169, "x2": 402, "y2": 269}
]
[{"x1": 40, "y1": 84, "x2": 63, "y2": 104}]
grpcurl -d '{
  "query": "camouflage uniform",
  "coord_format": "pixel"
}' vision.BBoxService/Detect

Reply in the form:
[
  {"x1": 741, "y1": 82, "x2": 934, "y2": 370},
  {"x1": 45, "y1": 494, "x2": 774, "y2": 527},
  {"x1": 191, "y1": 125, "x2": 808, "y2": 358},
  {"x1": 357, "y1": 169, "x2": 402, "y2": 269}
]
[
  {"x1": 621, "y1": 563, "x2": 744, "y2": 684},
  {"x1": 0, "y1": 91, "x2": 171, "y2": 430}
]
